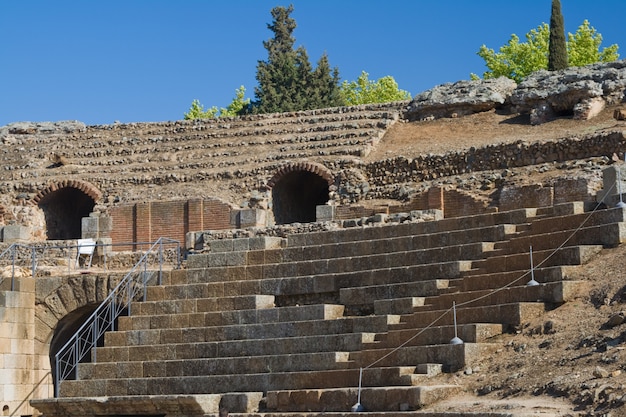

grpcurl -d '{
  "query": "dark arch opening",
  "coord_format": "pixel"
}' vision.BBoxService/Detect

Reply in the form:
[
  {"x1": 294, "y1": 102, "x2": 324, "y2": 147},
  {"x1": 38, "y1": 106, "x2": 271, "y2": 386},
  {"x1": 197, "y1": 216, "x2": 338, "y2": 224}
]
[
  {"x1": 49, "y1": 304, "x2": 128, "y2": 389},
  {"x1": 38, "y1": 187, "x2": 96, "y2": 240},
  {"x1": 49, "y1": 304, "x2": 98, "y2": 386},
  {"x1": 272, "y1": 170, "x2": 329, "y2": 225}
]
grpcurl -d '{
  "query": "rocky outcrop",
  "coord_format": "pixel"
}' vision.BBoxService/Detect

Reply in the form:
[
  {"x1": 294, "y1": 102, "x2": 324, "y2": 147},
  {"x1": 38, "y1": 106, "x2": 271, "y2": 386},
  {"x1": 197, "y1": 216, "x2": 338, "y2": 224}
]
[
  {"x1": 511, "y1": 60, "x2": 626, "y2": 124},
  {"x1": 0, "y1": 121, "x2": 86, "y2": 136},
  {"x1": 406, "y1": 77, "x2": 517, "y2": 121}
]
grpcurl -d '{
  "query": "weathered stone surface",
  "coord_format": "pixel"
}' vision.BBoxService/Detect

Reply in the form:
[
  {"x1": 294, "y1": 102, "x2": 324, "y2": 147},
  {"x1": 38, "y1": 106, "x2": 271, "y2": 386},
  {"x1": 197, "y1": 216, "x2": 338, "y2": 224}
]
[
  {"x1": 407, "y1": 76, "x2": 517, "y2": 121},
  {"x1": 511, "y1": 60, "x2": 626, "y2": 124}
]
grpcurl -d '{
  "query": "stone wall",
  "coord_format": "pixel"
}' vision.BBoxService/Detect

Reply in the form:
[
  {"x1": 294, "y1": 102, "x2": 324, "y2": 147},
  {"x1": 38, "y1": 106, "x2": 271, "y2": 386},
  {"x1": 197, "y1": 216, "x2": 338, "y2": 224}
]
[
  {"x1": 360, "y1": 131, "x2": 624, "y2": 188},
  {"x1": 0, "y1": 277, "x2": 48, "y2": 417},
  {"x1": 108, "y1": 198, "x2": 243, "y2": 249}
]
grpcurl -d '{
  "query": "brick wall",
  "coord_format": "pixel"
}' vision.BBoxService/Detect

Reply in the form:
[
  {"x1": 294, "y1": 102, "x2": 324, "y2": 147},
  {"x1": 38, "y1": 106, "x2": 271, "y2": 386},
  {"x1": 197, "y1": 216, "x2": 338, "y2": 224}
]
[{"x1": 109, "y1": 198, "x2": 233, "y2": 249}]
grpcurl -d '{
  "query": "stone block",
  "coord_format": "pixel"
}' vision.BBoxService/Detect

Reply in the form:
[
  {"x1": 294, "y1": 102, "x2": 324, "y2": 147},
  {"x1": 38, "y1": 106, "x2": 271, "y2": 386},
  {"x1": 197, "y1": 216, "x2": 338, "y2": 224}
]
[
  {"x1": 598, "y1": 165, "x2": 626, "y2": 207},
  {"x1": 97, "y1": 237, "x2": 112, "y2": 256},
  {"x1": 2, "y1": 225, "x2": 30, "y2": 243},
  {"x1": 232, "y1": 238, "x2": 250, "y2": 252},
  {"x1": 249, "y1": 236, "x2": 283, "y2": 250},
  {"x1": 186, "y1": 254, "x2": 208, "y2": 269},
  {"x1": 185, "y1": 231, "x2": 198, "y2": 251},
  {"x1": 316, "y1": 204, "x2": 335, "y2": 222},
  {"x1": 234, "y1": 209, "x2": 266, "y2": 228},
  {"x1": 220, "y1": 392, "x2": 264, "y2": 413},
  {"x1": 210, "y1": 239, "x2": 234, "y2": 253},
  {"x1": 81, "y1": 216, "x2": 99, "y2": 239}
]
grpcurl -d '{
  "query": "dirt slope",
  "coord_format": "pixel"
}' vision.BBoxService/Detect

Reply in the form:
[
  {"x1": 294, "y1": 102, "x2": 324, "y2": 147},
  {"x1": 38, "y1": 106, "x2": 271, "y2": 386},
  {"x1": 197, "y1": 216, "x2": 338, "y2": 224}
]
[
  {"x1": 372, "y1": 107, "x2": 626, "y2": 416},
  {"x1": 367, "y1": 107, "x2": 622, "y2": 160}
]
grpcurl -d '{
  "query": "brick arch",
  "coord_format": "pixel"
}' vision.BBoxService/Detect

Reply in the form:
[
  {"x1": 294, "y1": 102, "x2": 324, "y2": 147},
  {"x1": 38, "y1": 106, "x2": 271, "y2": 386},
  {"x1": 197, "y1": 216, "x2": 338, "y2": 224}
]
[
  {"x1": 268, "y1": 162, "x2": 333, "y2": 225},
  {"x1": 267, "y1": 162, "x2": 334, "y2": 189},
  {"x1": 32, "y1": 180, "x2": 102, "y2": 204}
]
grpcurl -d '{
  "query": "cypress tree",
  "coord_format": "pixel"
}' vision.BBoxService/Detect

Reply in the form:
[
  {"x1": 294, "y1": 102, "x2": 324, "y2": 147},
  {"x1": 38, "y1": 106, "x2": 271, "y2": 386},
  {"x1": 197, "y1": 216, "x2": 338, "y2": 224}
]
[
  {"x1": 548, "y1": 0, "x2": 568, "y2": 71},
  {"x1": 254, "y1": 5, "x2": 342, "y2": 114}
]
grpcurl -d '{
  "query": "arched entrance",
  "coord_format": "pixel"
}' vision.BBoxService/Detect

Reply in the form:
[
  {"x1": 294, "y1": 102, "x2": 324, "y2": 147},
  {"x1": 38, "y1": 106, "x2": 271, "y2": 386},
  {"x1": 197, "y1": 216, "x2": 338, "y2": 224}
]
[
  {"x1": 33, "y1": 181, "x2": 101, "y2": 240},
  {"x1": 49, "y1": 304, "x2": 100, "y2": 383},
  {"x1": 268, "y1": 163, "x2": 333, "y2": 225}
]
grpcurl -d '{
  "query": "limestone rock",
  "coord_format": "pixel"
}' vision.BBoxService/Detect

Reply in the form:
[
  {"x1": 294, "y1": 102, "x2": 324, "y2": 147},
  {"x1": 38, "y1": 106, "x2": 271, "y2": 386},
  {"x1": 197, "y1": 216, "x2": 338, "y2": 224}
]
[
  {"x1": 406, "y1": 76, "x2": 517, "y2": 121},
  {"x1": 511, "y1": 60, "x2": 626, "y2": 124},
  {"x1": 4, "y1": 120, "x2": 86, "y2": 134}
]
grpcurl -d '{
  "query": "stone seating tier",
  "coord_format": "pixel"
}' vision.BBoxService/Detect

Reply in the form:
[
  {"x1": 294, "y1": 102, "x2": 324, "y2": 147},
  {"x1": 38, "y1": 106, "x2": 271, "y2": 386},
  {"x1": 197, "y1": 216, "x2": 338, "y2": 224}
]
[
  {"x1": 41, "y1": 204, "x2": 626, "y2": 415},
  {"x1": 1, "y1": 105, "x2": 404, "y2": 190}
]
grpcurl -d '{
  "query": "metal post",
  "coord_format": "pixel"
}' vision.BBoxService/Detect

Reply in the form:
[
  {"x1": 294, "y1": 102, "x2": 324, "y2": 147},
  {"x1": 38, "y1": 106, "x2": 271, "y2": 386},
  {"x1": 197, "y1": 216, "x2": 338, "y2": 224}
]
[
  {"x1": 31, "y1": 246, "x2": 36, "y2": 277},
  {"x1": 527, "y1": 245, "x2": 539, "y2": 286},
  {"x1": 450, "y1": 301, "x2": 463, "y2": 344},
  {"x1": 143, "y1": 259, "x2": 148, "y2": 302},
  {"x1": 351, "y1": 367, "x2": 365, "y2": 412},
  {"x1": 92, "y1": 318, "x2": 97, "y2": 363},
  {"x1": 127, "y1": 277, "x2": 132, "y2": 316},
  {"x1": 11, "y1": 245, "x2": 16, "y2": 292},
  {"x1": 158, "y1": 238, "x2": 163, "y2": 286}
]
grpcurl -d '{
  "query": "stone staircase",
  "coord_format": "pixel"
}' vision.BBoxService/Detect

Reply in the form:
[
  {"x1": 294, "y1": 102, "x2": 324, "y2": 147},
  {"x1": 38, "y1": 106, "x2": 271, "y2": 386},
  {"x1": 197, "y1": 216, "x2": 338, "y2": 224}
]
[{"x1": 32, "y1": 203, "x2": 626, "y2": 416}]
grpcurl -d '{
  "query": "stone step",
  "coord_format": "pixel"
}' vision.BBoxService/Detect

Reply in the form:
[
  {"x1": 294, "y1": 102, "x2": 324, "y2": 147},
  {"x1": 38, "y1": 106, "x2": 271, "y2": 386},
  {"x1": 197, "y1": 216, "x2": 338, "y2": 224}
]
[
  {"x1": 494, "y1": 222, "x2": 626, "y2": 254},
  {"x1": 281, "y1": 224, "x2": 517, "y2": 262},
  {"x1": 525, "y1": 206, "x2": 626, "y2": 235},
  {"x1": 285, "y1": 208, "x2": 534, "y2": 247},
  {"x1": 370, "y1": 323, "x2": 503, "y2": 348},
  {"x1": 468, "y1": 245, "x2": 602, "y2": 274},
  {"x1": 340, "y1": 279, "x2": 450, "y2": 308},
  {"x1": 265, "y1": 384, "x2": 461, "y2": 412},
  {"x1": 78, "y1": 351, "x2": 355, "y2": 380},
  {"x1": 129, "y1": 294, "x2": 275, "y2": 316},
  {"x1": 117, "y1": 303, "x2": 348, "y2": 331},
  {"x1": 31, "y1": 392, "x2": 265, "y2": 415},
  {"x1": 349, "y1": 342, "x2": 497, "y2": 372},
  {"x1": 60, "y1": 366, "x2": 431, "y2": 397},
  {"x1": 413, "y1": 281, "x2": 582, "y2": 312},
  {"x1": 392, "y1": 302, "x2": 546, "y2": 330},
  {"x1": 457, "y1": 265, "x2": 577, "y2": 291},
  {"x1": 94, "y1": 332, "x2": 378, "y2": 363},
  {"x1": 179, "y1": 260, "x2": 474, "y2": 294},
  {"x1": 193, "y1": 241, "x2": 495, "y2": 273},
  {"x1": 111, "y1": 314, "x2": 399, "y2": 346},
  {"x1": 374, "y1": 296, "x2": 427, "y2": 315}
]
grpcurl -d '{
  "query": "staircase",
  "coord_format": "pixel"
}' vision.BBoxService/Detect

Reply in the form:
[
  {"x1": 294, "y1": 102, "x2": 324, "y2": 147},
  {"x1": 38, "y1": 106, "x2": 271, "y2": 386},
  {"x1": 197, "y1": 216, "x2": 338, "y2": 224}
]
[{"x1": 31, "y1": 202, "x2": 626, "y2": 416}]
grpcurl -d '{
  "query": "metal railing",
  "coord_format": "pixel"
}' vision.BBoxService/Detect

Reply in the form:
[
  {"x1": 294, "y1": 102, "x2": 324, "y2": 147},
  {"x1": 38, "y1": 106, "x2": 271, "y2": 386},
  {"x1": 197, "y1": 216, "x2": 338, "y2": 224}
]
[
  {"x1": 53, "y1": 237, "x2": 180, "y2": 397},
  {"x1": 0, "y1": 243, "x2": 39, "y2": 291},
  {"x1": 0, "y1": 239, "x2": 182, "y2": 292}
]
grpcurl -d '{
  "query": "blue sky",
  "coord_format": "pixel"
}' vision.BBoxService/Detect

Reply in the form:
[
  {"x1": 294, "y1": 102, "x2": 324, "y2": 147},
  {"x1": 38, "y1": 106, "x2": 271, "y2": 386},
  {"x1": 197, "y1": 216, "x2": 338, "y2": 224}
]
[{"x1": 1, "y1": 1, "x2": 624, "y2": 126}]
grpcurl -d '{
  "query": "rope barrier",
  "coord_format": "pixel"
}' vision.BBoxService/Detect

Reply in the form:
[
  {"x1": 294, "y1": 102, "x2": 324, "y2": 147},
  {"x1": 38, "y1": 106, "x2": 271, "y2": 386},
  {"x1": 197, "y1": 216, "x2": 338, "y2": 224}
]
[{"x1": 353, "y1": 176, "x2": 620, "y2": 410}]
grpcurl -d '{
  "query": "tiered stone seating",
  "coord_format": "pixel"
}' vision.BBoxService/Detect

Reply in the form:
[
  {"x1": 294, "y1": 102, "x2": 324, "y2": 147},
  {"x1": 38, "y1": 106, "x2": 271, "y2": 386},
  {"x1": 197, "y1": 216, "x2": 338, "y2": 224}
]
[
  {"x1": 1, "y1": 104, "x2": 405, "y2": 193},
  {"x1": 41, "y1": 204, "x2": 626, "y2": 416}
]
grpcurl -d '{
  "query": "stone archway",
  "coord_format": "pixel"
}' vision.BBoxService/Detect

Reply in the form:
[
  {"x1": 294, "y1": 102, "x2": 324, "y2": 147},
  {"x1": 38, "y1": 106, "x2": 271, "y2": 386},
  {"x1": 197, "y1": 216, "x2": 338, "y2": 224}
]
[
  {"x1": 33, "y1": 180, "x2": 102, "y2": 240},
  {"x1": 36, "y1": 274, "x2": 119, "y2": 396},
  {"x1": 268, "y1": 162, "x2": 333, "y2": 225}
]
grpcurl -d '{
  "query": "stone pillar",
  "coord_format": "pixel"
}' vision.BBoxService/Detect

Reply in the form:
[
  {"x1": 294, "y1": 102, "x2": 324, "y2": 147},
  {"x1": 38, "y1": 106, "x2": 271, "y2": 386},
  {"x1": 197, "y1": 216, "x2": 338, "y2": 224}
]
[
  {"x1": 0, "y1": 277, "x2": 43, "y2": 416},
  {"x1": 428, "y1": 187, "x2": 444, "y2": 212},
  {"x1": 316, "y1": 205, "x2": 335, "y2": 222},
  {"x1": 598, "y1": 165, "x2": 626, "y2": 207},
  {"x1": 187, "y1": 199, "x2": 204, "y2": 233},
  {"x1": 135, "y1": 203, "x2": 152, "y2": 243}
]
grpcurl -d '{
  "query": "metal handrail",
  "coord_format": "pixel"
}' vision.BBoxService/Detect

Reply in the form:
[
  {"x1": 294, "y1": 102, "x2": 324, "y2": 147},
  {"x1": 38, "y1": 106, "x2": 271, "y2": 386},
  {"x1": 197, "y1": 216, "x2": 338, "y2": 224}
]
[
  {"x1": 53, "y1": 237, "x2": 180, "y2": 397},
  {"x1": 0, "y1": 239, "x2": 182, "y2": 292}
]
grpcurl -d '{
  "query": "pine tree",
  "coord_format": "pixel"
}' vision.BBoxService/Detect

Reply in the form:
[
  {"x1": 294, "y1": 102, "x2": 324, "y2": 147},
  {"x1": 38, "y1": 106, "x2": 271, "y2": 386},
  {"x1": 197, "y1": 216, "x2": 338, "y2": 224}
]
[
  {"x1": 548, "y1": 0, "x2": 568, "y2": 71},
  {"x1": 309, "y1": 53, "x2": 343, "y2": 109},
  {"x1": 254, "y1": 5, "x2": 343, "y2": 113}
]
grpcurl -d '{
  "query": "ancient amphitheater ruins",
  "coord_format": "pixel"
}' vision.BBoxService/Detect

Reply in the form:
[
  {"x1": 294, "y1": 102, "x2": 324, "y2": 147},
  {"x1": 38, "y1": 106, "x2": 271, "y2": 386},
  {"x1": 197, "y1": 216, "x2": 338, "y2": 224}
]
[{"x1": 2, "y1": 60, "x2": 626, "y2": 416}]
